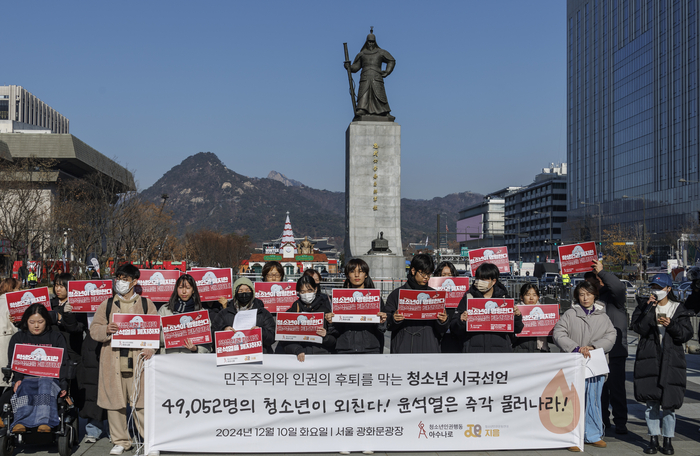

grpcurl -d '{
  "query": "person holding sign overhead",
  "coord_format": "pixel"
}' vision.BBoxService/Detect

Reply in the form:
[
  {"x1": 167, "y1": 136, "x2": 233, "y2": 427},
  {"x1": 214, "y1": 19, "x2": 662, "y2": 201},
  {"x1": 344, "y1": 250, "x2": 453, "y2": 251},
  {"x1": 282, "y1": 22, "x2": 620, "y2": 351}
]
[
  {"x1": 158, "y1": 274, "x2": 212, "y2": 354},
  {"x1": 385, "y1": 254, "x2": 448, "y2": 354}
]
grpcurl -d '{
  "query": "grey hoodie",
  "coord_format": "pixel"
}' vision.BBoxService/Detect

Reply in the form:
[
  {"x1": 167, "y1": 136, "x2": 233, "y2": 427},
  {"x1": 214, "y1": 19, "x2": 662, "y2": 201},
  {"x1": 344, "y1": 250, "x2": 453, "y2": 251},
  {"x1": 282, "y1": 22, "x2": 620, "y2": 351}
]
[{"x1": 553, "y1": 301, "x2": 616, "y2": 354}]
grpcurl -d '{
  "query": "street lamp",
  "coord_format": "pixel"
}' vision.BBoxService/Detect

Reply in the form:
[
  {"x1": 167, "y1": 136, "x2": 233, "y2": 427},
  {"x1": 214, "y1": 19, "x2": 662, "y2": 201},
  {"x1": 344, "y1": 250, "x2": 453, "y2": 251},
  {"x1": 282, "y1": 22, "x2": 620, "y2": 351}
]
[
  {"x1": 622, "y1": 195, "x2": 647, "y2": 276},
  {"x1": 580, "y1": 201, "x2": 602, "y2": 248}
]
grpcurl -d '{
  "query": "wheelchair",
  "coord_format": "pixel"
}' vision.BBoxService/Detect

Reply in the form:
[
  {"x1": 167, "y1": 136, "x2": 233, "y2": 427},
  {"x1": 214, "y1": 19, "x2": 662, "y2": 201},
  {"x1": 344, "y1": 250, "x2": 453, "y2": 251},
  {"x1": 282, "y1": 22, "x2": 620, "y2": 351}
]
[{"x1": 0, "y1": 361, "x2": 79, "y2": 456}]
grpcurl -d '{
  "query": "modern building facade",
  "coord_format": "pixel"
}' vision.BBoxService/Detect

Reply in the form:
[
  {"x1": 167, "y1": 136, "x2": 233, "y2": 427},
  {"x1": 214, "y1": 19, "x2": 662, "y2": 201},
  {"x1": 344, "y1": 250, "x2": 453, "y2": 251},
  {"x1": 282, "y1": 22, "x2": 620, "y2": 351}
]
[
  {"x1": 566, "y1": 0, "x2": 700, "y2": 265},
  {"x1": 0, "y1": 86, "x2": 69, "y2": 134},
  {"x1": 457, "y1": 187, "x2": 521, "y2": 252}
]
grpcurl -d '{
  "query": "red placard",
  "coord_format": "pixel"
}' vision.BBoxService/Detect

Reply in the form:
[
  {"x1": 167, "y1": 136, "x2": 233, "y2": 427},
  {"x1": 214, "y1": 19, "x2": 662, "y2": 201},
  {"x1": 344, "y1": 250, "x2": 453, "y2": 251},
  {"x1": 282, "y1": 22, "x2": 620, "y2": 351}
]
[
  {"x1": 331, "y1": 289, "x2": 381, "y2": 323},
  {"x1": 427, "y1": 277, "x2": 469, "y2": 308},
  {"x1": 255, "y1": 282, "x2": 298, "y2": 313},
  {"x1": 517, "y1": 304, "x2": 560, "y2": 337},
  {"x1": 111, "y1": 314, "x2": 161, "y2": 349},
  {"x1": 137, "y1": 270, "x2": 181, "y2": 302},
  {"x1": 187, "y1": 268, "x2": 233, "y2": 301},
  {"x1": 274, "y1": 312, "x2": 324, "y2": 343},
  {"x1": 11, "y1": 344, "x2": 64, "y2": 378},
  {"x1": 161, "y1": 310, "x2": 212, "y2": 349},
  {"x1": 558, "y1": 242, "x2": 597, "y2": 275},
  {"x1": 397, "y1": 290, "x2": 446, "y2": 320},
  {"x1": 468, "y1": 247, "x2": 510, "y2": 274},
  {"x1": 215, "y1": 328, "x2": 263, "y2": 365},
  {"x1": 67, "y1": 280, "x2": 113, "y2": 312},
  {"x1": 466, "y1": 298, "x2": 515, "y2": 332},
  {"x1": 5, "y1": 287, "x2": 51, "y2": 321}
]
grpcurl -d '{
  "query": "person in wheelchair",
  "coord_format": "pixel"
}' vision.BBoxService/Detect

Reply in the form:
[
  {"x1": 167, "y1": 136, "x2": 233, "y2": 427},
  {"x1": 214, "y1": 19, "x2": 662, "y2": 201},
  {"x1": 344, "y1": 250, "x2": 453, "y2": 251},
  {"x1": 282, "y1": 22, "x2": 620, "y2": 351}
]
[{"x1": 6, "y1": 303, "x2": 69, "y2": 433}]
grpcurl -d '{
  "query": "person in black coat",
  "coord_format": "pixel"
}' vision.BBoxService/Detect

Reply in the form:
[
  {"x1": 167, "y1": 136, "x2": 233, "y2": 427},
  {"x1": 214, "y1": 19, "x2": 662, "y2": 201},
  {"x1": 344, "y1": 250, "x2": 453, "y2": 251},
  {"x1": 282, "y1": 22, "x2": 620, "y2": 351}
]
[
  {"x1": 385, "y1": 254, "x2": 449, "y2": 353},
  {"x1": 434, "y1": 261, "x2": 464, "y2": 353},
  {"x1": 275, "y1": 275, "x2": 337, "y2": 361},
  {"x1": 511, "y1": 283, "x2": 550, "y2": 352},
  {"x1": 632, "y1": 273, "x2": 694, "y2": 455},
  {"x1": 325, "y1": 258, "x2": 387, "y2": 354},
  {"x1": 450, "y1": 263, "x2": 523, "y2": 353}
]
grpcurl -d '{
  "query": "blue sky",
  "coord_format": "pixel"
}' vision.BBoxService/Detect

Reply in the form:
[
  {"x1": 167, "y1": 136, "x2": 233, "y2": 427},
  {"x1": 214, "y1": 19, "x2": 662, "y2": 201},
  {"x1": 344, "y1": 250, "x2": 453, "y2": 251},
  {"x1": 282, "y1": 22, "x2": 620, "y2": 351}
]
[{"x1": 3, "y1": 1, "x2": 566, "y2": 199}]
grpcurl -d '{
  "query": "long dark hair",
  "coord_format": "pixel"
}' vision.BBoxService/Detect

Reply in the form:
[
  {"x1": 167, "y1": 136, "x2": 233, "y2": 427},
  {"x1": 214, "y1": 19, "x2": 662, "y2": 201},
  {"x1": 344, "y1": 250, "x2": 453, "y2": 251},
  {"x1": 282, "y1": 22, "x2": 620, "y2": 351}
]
[
  {"x1": 19, "y1": 303, "x2": 52, "y2": 333},
  {"x1": 167, "y1": 274, "x2": 202, "y2": 312},
  {"x1": 343, "y1": 258, "x2": 375, "y2": 289},
  {"x1": 296, "y1": 274, "x2": 319, "y2": 294},
  {"x1": 519, "y1": 283, "x2": 540, "y2": 301},
  {"x1": 54, "y1": 272, "x2": 73, "y2": 290}
]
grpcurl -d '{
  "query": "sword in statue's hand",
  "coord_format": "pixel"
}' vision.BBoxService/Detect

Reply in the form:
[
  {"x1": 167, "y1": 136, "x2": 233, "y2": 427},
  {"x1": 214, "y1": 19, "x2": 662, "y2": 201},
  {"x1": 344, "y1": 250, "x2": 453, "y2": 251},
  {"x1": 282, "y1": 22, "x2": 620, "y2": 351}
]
[{"x1": 343, "y1": 42, "x2": 357, "y2": 114}]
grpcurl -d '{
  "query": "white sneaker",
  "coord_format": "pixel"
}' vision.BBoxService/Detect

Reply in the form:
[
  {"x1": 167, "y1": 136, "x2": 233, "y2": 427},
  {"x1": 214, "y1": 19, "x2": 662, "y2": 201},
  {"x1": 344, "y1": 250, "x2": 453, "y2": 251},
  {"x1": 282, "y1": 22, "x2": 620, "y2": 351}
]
[
  {"x1": 110, "y1": 445, "x2": 125, "y2": 455},
  {"x1": 148, "y1": 451, "x2": 160, "y2": 456},
  {"x1": 339, "y1": 452, "x2": 351, "y2": 455}
]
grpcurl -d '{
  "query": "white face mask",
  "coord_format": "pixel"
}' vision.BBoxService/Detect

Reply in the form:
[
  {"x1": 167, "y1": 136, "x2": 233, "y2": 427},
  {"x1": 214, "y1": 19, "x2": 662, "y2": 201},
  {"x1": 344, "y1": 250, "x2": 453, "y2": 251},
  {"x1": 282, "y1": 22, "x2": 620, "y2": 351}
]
[
  {"x1": 115, "y1": 280, "x2": 133, "y2": 296},
  {"x1": 300, "y1": 292, "x2": 316, "y2": 304},
  {"x1": 475, "y1": 279, "x2": 493, "y2": 293},
  {"x1": 652, "y1": 289, "x2": 668, "y2": 301}
]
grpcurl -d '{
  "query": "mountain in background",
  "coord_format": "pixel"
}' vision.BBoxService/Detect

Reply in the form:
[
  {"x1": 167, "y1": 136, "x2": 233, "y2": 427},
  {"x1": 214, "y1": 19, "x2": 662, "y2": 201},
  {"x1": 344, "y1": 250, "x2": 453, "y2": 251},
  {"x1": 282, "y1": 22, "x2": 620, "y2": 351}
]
[
  {"x1": 140, "y1": 152, "x2": 483, "y2": 251},
  {"x1": 267, "y1": 170, "x2": 304, "y2": 187}
]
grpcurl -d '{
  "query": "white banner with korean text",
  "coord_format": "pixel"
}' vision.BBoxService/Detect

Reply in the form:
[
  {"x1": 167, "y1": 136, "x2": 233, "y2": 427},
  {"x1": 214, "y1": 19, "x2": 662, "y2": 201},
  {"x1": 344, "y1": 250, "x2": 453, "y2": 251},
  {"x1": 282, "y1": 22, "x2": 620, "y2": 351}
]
[{"x1": 144, "y1": 354, "x2": 585, "y2": 453}]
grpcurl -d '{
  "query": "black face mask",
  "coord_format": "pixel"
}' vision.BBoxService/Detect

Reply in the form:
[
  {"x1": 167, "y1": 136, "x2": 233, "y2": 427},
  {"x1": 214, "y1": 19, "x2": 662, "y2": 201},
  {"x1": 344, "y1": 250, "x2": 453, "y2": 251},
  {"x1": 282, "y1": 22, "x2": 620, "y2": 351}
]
[{"x1": 236, "y1": 292, "x2": 253, "y2": 305}]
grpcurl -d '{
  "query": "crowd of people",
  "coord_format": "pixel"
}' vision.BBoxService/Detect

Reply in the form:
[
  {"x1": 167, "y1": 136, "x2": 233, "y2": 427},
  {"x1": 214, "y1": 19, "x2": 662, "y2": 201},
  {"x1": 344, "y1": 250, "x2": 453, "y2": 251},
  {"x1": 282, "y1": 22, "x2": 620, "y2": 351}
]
[{"x1": 0, "y1": 254, "x2": 696, "y2": 455}]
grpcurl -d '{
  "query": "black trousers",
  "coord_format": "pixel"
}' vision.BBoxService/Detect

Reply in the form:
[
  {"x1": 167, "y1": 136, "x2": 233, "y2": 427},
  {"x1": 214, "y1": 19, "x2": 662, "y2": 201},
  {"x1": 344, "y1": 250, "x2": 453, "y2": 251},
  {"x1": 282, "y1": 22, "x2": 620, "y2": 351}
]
[{"x1": 602, "y1": 356, "x2": 628, "y2": 426}]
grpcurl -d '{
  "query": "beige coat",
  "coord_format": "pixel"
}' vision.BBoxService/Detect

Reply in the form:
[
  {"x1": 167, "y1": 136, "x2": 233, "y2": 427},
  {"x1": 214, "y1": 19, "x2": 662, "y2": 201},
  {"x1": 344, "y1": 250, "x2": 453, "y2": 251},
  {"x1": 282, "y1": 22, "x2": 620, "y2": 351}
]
[
  {"x1": 89, "y1": 293, "x2": 157, "y2": 410},
  {"x1": 0, "y1": 295, "x2": 18, "y2": 387}
]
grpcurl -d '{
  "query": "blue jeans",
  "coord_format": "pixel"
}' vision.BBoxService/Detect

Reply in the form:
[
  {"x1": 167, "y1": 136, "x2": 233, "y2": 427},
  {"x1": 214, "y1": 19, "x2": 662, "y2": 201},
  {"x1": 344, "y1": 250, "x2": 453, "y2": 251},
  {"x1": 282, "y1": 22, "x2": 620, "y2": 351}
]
[
  {"x1": 584, "y1": 375, "x2": 605, "y2": 443},
  {"x1": 645, "y1": 401, "x2": 676, "y2": 438},
  {"x1": 85, "y1": 418, "x2": 103, "y2": 439}
]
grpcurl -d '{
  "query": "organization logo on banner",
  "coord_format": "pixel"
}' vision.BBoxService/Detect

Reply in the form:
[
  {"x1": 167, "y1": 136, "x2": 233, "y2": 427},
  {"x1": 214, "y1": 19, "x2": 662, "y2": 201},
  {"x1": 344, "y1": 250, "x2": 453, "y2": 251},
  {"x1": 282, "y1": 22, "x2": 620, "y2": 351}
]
[
  {"x1": 5, "y1": 287, "x2": 52, "y2": 320},
  {"x1": 468, "y1": 247, "x2": 510, "y2": 274},
  {"x1": 187, "y1": 268, "x2": 233, "y2": 301},
  {"x1": 539, "y1": 369, "x2": 581, "y2": 434},
  {"x1": 256, "y1": 282, "x2": 298, "y2": 313},
  {"x1": 331, "y1": 289, "x2": 381, "y2": 323},
  {"x1": 68, "y1": 280, "x2": 113, "y2": 312},
  {"x1": 558, "y1": 242, "x2": 597, "y2": 275},
  {"x1": 428, "y1": 277, "x2": 469, "y2": 308}
]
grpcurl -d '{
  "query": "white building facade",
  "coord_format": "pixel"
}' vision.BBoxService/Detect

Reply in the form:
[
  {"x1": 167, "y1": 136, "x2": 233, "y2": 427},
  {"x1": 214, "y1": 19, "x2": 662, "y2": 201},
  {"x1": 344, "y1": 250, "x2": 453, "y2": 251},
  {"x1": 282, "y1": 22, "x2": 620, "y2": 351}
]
[{"x1": 0, "y1": 85, "x2": 69, "y2": 134}]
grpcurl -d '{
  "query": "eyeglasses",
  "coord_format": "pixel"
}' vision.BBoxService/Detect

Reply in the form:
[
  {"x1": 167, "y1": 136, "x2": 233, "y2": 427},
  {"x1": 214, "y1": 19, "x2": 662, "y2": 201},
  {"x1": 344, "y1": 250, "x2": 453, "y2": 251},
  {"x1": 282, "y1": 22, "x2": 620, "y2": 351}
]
[
  {"x1": 266, "y1": 273, "x2": 282, "y2": 279},
  {"x1": 415, "y1": 270, "x2": 431, "y2": 278}
]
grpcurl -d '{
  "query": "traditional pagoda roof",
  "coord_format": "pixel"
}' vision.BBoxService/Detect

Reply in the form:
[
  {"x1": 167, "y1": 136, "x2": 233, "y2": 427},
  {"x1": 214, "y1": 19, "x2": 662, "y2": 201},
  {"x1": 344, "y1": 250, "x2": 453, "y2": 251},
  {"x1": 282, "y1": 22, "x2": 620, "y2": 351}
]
[{"x1": 280, "y1": 212, "x2": 296, "y2": 246}]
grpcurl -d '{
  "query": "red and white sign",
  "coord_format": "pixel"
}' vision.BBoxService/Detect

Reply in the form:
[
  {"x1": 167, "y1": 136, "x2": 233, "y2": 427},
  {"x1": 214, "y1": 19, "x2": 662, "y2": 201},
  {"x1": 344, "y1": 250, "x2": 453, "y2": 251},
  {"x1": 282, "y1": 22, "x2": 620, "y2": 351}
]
[
  {"x1": 215, "y1": 328, "x2": 263, "y2": 365},
  {"x1": 138, "y1": 270, "x2": 181, "y2": 302},
  {"x1": 558, "y1": 242, "x2": 597, "y2": 275},
  {"x1": 466, "y1": 298, "x2": 515, "y2": 332},
  {"x1": 517, "y1": 304, "x2": 560, "y2": 338},
  {"x1": 111, "y1": 314, "x2": 161, "y2": 349},
  {"x1": 428, "y1": 277, "x2": 469, "y2": 308},
  {"x1": 161, "y1": 310, "x2": 212, "y2": 349},
  {"x1": 331, "y1": 289, "x2": 381, "y2": 323},
  {"x1": 187, "y1": 268, "x2": 232, "y2": 301},
  {"x1": 274, "y1": 312, "x2": 324, "y2": 343},
  {"x1": 5, "y1": 287, "x2": 51, "y2": 321},
  {"x1": 67, "y1": 280, "x2": 113, "y2": 312},
  {"x1": 397, "y1": 289, "x2": 446, "y2": 320},
  {"x1": 255, "y1": 282, "x2": 297, "y2": 313},
  {"x1": 468, "y1": 246, "x2": 510, "y2": 274},
  {"x1": 11, "y1": 344, "x2": 64, "y2": 378}
]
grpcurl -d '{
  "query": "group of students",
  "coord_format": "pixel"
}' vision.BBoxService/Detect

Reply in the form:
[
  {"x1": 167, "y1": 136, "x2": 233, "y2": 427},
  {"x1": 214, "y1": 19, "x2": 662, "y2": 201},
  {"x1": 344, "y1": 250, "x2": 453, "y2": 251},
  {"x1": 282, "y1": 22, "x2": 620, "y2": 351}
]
[{"x1": 0, "y1": 253, "x2": 695, "y2": 455}]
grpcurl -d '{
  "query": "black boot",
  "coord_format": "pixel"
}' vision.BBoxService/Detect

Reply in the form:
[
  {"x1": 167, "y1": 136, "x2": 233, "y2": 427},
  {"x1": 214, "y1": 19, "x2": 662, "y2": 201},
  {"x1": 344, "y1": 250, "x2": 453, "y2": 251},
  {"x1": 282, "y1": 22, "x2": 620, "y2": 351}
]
[
  {"x1": 643, "y1": 435, "x2": 659, "y2": 454},
  {"x1": 659, "y1": 437, "x2": 674, "y2": 455}
]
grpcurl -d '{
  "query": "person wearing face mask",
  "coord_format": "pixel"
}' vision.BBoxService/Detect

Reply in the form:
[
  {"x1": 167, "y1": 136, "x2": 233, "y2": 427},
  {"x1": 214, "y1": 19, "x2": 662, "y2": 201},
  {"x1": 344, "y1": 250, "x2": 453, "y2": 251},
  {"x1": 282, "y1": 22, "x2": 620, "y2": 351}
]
[
  {"x1": 632, "y1": 274, "x2": 693, "y2": 455},
  {"x1": 385, "y1": 254, "x2": 449, "y2": 354},
  {"x1": 433, "y1": 261, "x2": 463, "y2": 354},
  {"x1": 213, "y1": 277, "x2": 276, "y2": 354},
  {"x1": 158, "y1": 274, "x2": 212, "y2": 354},
  {"x1": 276, "y1": 274, "x2": 337, "y2": 361},
  {"x1": 511, "y1": 283, "x2": 550, "y2": 353},
  {"x1": 450, "y1": 263, "x2": 523, "y2": 353}
]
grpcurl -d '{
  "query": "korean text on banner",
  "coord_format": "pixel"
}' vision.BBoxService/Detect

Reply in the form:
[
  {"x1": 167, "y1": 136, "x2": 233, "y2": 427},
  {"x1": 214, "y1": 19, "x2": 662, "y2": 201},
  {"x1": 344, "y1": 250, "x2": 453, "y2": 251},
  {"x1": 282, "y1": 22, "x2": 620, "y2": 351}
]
[
  {"x1": 331, "y1": 289, "x2": 381, "y2": 323},
  {"x1": 517, "y1": 304, "x2": 560, "y2": 337},
  {"x1": 558, "y1": 242, "x2": 597, "y2": 275},
  {"x1": 275, "y1": 312, "x2": 324, "y2": 343},
  {"x1": 187, "y1": 268, "x2": 233, "y2": 301},
  {"x1": 161, "y1": 310, "x2": 212, "y2": 349},
  {"x1": 67, "y1": 280, "x2": 113, "y2": 312},
  {"x1": 5, "y1": 287, "x2": 51, "y2": 321},
  {"x1": 255, "y1": 282, "x2": 298, "y2": 313},
  {"x1": 144, "y1": 353, "x2": 586, "y2": 454},
  {"x1": 11, "y1": 344, "x2": 64, "y2": 378},
  {"x1": 111, "y1": 314, "x2": 161, "y2": 349},
  {"x1": 468, "y1": 247, "x2": 510, "y2": 274},
  {"x1": 427, "y1": 277, "x2": 469, "y2": 308},
  {"x1": 138, "y1": 270, "x2": 181, "y2": 302},
  {"x1": 467, "y1": 298, "x2": 515, "y2": 332},
  {"x1": 398, "y1": 289, "x2": 446, "y2": 320},
  {"x1": 214, "y1": 328, "x2": 263, "y2": 366}
]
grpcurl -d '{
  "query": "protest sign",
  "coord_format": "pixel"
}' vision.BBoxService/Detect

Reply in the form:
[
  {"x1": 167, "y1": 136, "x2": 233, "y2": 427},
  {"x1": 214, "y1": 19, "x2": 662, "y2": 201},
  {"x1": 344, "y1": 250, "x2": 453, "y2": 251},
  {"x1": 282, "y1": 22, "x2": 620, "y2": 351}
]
[
  {"x1": 111, "y1": 314, "x2": 161, "y2": 349},
  {"x1": 427, "y1": 277, "x2": 469, "y2": 308},
  {"x1": 5, "y1": 287, "x2": 51, "y2": 321},
  {"x1": 466, "y1": 298, "x2": 515, "y2": 332},
  {"x1": 11, "y1": 344, "x2": 64, "y2": 378},
  {"x1": 558, "y1": 242, "x2": 597, "y2": 275},
  {"x1": 397, "y1": 290, "x2": 446, "y2": 320},
  {"x1": 331, "y1": 289, "x2": 381, "y2": 323},
  {"x1": 138, "y1": 270, "x2": 181, "y2": 302},
  {"x1": 468, "y1": 247, "x2": 510, "y2": 274},
  {"x1": 187, "y1": 268, "x2": 233, "y2": 301},
  {"x1": 275, "y1": 312, "x2": 324, "y2": 343},
  {"x1": 255, "y1": 282, "x2": 298, "y2": 313},
  {"x1": 517, "y1": 304, "x2": 560, "y2": 337},
  {"x1": 161, "y1": 310, "x2": 212, "y2": 349},
  {"x1": 214, "y1": 328, "x2": 263, "y2": 366},
  {"x1": 67, "y1": 280, "x2": 113, "y2": 312}
]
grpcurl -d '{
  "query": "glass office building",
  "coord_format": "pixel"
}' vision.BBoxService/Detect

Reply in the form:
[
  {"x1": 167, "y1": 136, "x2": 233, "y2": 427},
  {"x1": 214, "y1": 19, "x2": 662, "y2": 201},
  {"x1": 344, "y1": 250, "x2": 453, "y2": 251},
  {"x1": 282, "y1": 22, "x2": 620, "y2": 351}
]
[{"x1": 566, "y1": 0, "x2": 700, "y2": 264}]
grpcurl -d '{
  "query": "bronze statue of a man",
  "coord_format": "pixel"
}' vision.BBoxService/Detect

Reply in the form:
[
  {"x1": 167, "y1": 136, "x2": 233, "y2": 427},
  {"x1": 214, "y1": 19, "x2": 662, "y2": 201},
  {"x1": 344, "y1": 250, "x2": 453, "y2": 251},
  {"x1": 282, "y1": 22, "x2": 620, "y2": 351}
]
[{"x1": 344, "y1": 29, "x2": 396, "y2": 120}]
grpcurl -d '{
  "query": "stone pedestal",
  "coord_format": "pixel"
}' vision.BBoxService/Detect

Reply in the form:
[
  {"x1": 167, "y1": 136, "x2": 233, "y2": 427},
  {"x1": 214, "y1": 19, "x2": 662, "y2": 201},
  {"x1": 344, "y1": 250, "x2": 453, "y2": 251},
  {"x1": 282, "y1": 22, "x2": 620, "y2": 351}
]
[{"x1": 344, "y1": 121, "x2": 405, "y2": 279}]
